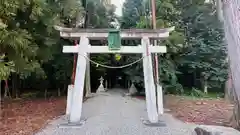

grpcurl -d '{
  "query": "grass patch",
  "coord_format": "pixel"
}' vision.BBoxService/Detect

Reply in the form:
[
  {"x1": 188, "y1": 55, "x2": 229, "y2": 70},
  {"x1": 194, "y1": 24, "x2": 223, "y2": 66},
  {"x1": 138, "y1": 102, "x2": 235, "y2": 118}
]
[{"x1": 182, "y1": 88, "x2": 224, "y2": 99}]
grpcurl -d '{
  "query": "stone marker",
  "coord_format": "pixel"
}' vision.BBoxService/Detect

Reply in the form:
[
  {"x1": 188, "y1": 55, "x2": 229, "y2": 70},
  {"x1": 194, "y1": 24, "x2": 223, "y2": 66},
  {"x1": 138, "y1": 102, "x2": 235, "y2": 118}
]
[
  {"x1": 129, "y1": 83, "x2": 138, "y2": 95},
  {"x1": 97, "y1": 76, "x2": 105, "y2": 93}
]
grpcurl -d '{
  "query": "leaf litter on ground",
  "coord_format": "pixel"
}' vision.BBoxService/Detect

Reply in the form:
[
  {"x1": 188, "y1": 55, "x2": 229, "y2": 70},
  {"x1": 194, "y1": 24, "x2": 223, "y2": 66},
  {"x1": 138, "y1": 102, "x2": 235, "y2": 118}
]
[{"x1": 0, "y1": 95, "x2": 234, "y2": 135}]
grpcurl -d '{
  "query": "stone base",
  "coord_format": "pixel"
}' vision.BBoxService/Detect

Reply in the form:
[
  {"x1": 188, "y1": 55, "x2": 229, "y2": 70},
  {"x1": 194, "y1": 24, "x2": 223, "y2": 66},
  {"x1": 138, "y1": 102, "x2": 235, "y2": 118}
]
[
  {"x1": 96, "y1": 84, "x2": 106, "y2": 93},
  {"x1": 85, "y1": 93, "x2": 96, "y2": 98},
  {"x1": 96, "y1": 92, "x2": 110, "y2": 96},
  {"x1": 144, "y1": 108, "x2": 171, "y2": 112},
  {"x1": 129, "y1": 83, "x2": 138, "y2": 95},
  {"x1": 164, "y1": 108, "x2": 171, "y2": 112},
  {"x1": 97, "y1": 89, "x2": 106, "y2": 93},
  {"x1": 141, "y1": 119, "x2": 166, "y2": 127},
  {"x1": 58, "y1": 120, "x2": 86, "y2": 129},
  {"x1": 124, "y1": 93, "x2": 131, "y2": 96}
]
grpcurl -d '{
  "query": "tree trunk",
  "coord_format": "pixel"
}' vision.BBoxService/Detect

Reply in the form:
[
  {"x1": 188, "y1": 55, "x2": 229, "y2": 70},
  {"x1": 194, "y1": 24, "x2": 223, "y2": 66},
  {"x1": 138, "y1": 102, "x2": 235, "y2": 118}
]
[
  {"x1": 11, "y1": 74, "x2": 16, "y2": 98},
  {"x1": 193, "y1": 71, "x2": 197, "y2": 87},
  {"x1": 225, "y1": 80, "x2": 230, "y2": 100},
  {"x1": 105, "y1": 80, "x2": 108, "y2": 89},
  {"x1": 11, "y1": 73, "x2": 20, "y2": 98},
  {"x1": 203, "y1": 80, "x2": 208, "y2": 94},
  {"x1": 216, "y1": 0, "x2": 224, "y2": 22},
  {"x1": 3, "y1": 81, "x2": 7, "y2": 97},
  {"x1": 4, "y1": 87, "x2": 7, "y2": 97},
  {"x1": 4, "y1": 80, "x2": 11, "y2": 98},
  {"x1": 15, "y1": 75, "x2": 19, "y2": 98},
  {"x1": 222, "y1": 0, "x2": 240, "y2": 129},
  {"x1": 230, "y1": 87, "x2": 240, "y2": 129},
  {"x1": 58, "y1": 88, "x2": 61, "y2": 97},
  {"x1": 63, "y1": 83, "x2": 67, "y2": 94},
  {"x1": 0, "y1": 80, "x2": 2, "y2": 98},
  {"x1": 225, "y1": 72, "x2": 232, "y2": 101},
  {"x1": 109, "y1": 79, "x2": 111, "y2": 88},
  {"x1": 201, "y1": 76, "x2": 208, "y2": 94},
  {"x1": 44, "y1": 89, "x2": 48, "y2": 99}
]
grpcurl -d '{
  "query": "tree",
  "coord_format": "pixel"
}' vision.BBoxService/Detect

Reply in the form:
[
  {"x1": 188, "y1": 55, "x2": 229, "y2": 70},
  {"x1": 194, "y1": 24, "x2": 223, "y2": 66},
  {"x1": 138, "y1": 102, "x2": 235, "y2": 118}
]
[
  {"x1": 121, "y1": 0, "x2": 144, "y2": 28},
  {"x1": 121, "y1": 0, "x2": 185, "y2": 93},
  {"x1": 179, "y1": 0, "x2": 227, "y2": 93},
  {"x1": 0, "y1": 0, "x2": 83, "y2": 97},
  {"x1": 121, "y1": 0, "x2": 227, "y2": 95}
]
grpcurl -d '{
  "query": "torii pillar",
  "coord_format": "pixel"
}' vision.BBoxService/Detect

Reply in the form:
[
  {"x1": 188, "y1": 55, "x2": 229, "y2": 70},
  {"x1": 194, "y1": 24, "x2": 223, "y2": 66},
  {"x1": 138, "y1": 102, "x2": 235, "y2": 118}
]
[{"x1": 55, "y1": 26, "x2": 174, "y2": 124}]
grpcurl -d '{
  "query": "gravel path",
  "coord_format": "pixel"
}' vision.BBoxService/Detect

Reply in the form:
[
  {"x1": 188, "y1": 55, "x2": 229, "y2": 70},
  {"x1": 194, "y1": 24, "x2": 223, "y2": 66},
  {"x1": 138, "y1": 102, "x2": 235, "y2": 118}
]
[{"x1": 35, "y1": 89, "x2": 238, "y2": 135}]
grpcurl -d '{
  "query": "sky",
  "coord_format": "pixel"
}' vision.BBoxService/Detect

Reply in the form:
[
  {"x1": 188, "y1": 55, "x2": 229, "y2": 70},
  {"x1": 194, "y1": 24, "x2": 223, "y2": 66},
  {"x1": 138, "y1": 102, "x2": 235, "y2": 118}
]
[{"x1": 111, "y1": 0, "x2": 125, "y2": 16}]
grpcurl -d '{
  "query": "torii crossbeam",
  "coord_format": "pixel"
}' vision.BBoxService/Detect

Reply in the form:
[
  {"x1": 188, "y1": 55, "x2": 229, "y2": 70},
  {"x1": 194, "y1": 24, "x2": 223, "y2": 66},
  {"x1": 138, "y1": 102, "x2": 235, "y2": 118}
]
[{"x1": 55, "y1": 26, "x2": 174, "y2": 124}]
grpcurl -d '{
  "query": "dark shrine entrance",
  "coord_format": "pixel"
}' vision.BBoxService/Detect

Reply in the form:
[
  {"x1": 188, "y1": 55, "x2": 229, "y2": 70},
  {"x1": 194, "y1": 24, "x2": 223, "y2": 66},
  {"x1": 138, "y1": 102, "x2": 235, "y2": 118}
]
[
  {"x1": 106, "y1": 68, "x2": 128, "y2": 89},
  {"x1": 89, "y1": 53, "x2": 130, "y2": 92},
  {"x1": 89, "y1": 39, "x2": 134, "y2": 91}
]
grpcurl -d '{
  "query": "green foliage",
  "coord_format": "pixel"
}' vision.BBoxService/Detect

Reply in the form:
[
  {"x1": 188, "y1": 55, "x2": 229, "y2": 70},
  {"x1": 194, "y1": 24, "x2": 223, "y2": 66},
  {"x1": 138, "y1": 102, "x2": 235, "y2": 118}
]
[
  {"x1": 189, "y1": 87, "x2": 206, "y2": 97},
  {"x1": 121, "y1": 0, "x2": 227, "y2": 95},
  {"x1": 0, "y1": 0, "x2": 227, "y2": 98},
  {"x1": 179, "y1": 1, "x2": 227, "y2": 89},
  {"x1": 85, "y1": 0, "x2": 116, "y2": 28},
  {"x1": 122, "y1": 0, "x2": 185, "y2": 92},
  {"x1": 121, "y1": 0, "x2": 145, "y2": 28},
  {"x1": 0, "y1": 55, "x2": 15, "y2": 80},
  {"x1": 0, "y1": 0, "x2": 86, "y2": 98},
  {"x1": 0, "y1": 0, "x2": 84, "y2": 81},
  {"x1": 21, "y1": 92, "x2": 40, "y2": 99},
  {"x1": 0, "y1": 1, "x2": 38, "y2": 79}
]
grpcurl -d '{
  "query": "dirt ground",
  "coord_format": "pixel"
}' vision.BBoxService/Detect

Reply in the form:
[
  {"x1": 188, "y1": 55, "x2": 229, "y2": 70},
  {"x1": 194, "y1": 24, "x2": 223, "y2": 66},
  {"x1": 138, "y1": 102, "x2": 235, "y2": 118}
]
[
  {"x1": 0, "y1": 95, "x2": 234, "y2": 135},
  {"x1": 0, "y1": 98, "x2": 66, "y2": 135},
  {"x1": 165, "y1": 95, "x2": 234, "y2": 127}
]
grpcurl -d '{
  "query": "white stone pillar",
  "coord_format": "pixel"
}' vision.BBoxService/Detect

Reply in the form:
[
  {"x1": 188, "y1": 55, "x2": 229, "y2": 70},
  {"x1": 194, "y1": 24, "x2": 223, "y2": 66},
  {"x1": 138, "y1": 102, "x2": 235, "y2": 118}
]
[
  {"x1": 85, "y1": 53, "x2": 91, "y2": 97},
  {"x1": 66, "y1": 84, "x2": 74, "y2": 115},
  {"x1": 105, "y1": 80, "x2": 108, "y2": 90},
  {"x1": 69, "y1": 36, "x2": 89, "y2": 123},
  {"x1": 157, "y1": 84, "x2": 164, "y2": 114},
  {"x1": 142, "y1": 37, "x2": 158, "y2": 123}
]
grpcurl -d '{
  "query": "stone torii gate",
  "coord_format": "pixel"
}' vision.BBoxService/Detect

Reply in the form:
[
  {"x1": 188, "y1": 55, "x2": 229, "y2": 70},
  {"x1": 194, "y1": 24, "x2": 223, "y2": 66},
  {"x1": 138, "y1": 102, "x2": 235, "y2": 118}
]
[{"x1": 55, "y1": 26, "x2": 174, "y2": 124}]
